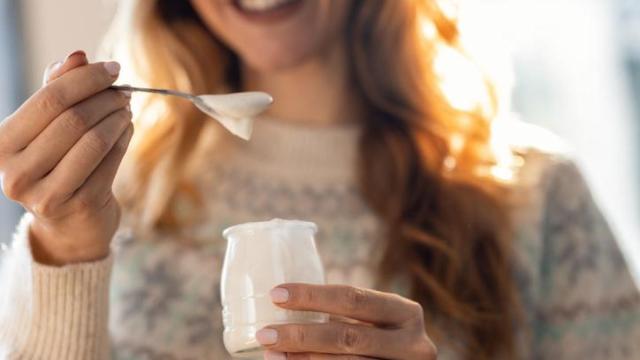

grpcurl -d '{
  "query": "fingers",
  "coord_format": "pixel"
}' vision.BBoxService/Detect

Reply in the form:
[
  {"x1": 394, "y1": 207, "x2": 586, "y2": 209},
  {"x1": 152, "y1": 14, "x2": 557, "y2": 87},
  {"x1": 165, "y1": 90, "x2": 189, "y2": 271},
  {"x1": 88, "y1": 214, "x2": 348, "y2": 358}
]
[
  {"x1": 257, "y1": 323, "x2": 398, "y2": 358},
  {"x1": 67, "y1": 123, "x2": 133, "y2": 212},
  {"x1": 265, "y1": 351, "x2": 375, "y2": 360},
  {"x1": 21, "y1": 89, "x2": 130, "y2": 179},
  {"x1": 31, "y1": 107, "x2": 132, "y2": 215},
  {"x1": 43, "y1": 50, "x2": 89, "y2": 85},
  {"x1": 42, "y1": 61, "x2": 63, "y2": 86},
  {"x1": 5, "y1": 61, "x2": 121, "y2": 151},
  {"x1": 271, "y1": 284, "x2": 424, "y2": 326}
]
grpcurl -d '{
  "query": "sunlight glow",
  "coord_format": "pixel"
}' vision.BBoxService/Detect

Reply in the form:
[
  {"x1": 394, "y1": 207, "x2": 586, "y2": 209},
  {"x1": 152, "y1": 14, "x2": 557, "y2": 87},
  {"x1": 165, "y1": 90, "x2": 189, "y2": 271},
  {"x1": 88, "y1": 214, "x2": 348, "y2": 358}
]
[
  {"x1": 433, "y1": 45, "x2": 488, "y2": 113},
  {"x1": 436, "y1": 0, "x2": 460, "y2": 20},
  {"x1": 421, "y1": 18, "x2": 437, "y2": 39}
]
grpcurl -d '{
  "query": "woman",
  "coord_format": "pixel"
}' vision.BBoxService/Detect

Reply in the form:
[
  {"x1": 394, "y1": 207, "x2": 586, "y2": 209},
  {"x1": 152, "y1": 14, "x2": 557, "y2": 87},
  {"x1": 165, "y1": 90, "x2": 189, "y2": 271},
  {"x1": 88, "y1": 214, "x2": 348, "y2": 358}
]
[{"x1": 0, "y1": 0, "x2": 638, "y2": 359}]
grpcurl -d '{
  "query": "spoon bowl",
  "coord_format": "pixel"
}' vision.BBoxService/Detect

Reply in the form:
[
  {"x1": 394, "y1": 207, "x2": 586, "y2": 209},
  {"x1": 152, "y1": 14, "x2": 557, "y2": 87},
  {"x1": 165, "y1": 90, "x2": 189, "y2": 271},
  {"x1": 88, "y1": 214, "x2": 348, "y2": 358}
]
[{"x1": 110, "y1": 85, "x2": 273, "y2": 140}]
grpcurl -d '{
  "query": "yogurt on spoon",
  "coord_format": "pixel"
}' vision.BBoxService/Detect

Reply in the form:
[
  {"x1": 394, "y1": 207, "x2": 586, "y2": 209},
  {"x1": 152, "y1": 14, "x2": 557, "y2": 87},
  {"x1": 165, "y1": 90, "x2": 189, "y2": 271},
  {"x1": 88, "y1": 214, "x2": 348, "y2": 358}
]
[
  {"x1": 193, "y1": 92, "x2": 273, "y2": 140},
  {"x1": 110, "y1": 85, "x2": 273, "y2": 140}
]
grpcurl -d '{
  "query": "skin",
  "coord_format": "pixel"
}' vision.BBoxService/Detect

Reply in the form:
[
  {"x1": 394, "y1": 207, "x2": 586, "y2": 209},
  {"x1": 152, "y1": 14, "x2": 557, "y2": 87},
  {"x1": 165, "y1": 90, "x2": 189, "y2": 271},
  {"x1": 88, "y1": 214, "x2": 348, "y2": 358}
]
[
  {"x1": 190, "y1": 0, "x2": 437, "y2": 358},
  {"x1": 0, "y1": 51, "x2": 132, "y2": 265},
  {"x1": 190, "y1": 0, "x2": 365, "y2": 126},
  {"x1": 0, "y1": 0, "x2": 437, "y2": 357}
]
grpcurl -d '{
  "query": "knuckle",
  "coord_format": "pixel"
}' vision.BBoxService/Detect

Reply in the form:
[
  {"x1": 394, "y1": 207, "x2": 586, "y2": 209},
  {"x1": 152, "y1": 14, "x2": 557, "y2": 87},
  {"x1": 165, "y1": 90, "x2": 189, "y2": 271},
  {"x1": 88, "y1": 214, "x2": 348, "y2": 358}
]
[
  {"x1": 37, "y1": 87, "x2": 66, "y2": 112},
  {"x1": 288, "y1": 325, "x2": 307, "y2": 347},
  {"x1": 61, "y1": 107, "x2": 90, "y2": 133},
  {"x1": 2, "y1": 170, "x2": 29, "y2": 200},
  {"x1": 74, "y1": 194, "x2": 94, "y2": 211},
  {"x1": 287, "y1": 285, "x2": 312, "y2": 307},
  {"x1": 410, "y1": 300, "x2": 424, "y2": 318},
  {"x1": 338, "y1": 326, "x2": 364, "y2": 353},
  {"x1": 344, "y1": 286, "x2": 368, "y2": 312},
  {"x1": 84, "y1": 130, "x2": 112, "y2": 155},
  {"x1": 32, "y1": 194, "x2": 59, "y2": 218},
  {"x1": 299, "y1": 287, "x2": 315, "y2": 306},
  {"x1": 73, "y1": 191, "x2": 106, "y2": 213}
]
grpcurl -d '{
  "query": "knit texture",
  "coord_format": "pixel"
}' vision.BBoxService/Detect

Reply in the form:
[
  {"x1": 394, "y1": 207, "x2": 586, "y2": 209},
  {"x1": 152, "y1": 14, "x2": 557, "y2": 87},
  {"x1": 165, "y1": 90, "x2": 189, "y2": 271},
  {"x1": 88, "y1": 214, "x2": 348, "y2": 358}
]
[
  {"x1": 1, "y1": 118, "x2": 639, "y2": 359},
  {"x1": 0, "y1": 214, "x2": 112, "y2": 360}
]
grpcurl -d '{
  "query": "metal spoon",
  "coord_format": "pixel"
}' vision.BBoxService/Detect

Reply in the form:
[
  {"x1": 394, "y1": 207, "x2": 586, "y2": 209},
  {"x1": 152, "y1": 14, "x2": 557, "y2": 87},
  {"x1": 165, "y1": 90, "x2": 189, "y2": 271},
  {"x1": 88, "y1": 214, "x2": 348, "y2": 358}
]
[{"x1": 110, "y1": 85, "x2": 273, "y2": 140}]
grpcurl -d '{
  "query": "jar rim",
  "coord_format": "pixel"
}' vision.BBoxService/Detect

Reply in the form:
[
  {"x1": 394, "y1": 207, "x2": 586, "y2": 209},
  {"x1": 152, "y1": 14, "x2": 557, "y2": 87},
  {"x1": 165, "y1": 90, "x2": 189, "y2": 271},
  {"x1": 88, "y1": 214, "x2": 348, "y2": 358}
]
[{"x1": 222, "y1": 218, "x2": 318, "y2": 239}]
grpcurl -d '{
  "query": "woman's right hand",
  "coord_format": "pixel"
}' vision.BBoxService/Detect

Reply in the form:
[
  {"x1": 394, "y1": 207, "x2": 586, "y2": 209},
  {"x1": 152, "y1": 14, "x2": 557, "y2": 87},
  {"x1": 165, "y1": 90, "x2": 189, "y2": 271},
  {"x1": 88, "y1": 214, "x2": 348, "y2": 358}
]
[{"x1": 0, "y1": 51, "x2": 133, "y2": 266}]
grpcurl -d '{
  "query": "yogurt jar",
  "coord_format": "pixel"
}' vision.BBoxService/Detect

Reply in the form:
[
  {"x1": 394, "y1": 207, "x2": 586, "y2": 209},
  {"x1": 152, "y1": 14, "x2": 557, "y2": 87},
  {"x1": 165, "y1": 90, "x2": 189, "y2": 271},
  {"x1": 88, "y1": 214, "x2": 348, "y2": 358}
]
[{"x1": 220, "y1": 219, "x2": 328, "y2": 358}]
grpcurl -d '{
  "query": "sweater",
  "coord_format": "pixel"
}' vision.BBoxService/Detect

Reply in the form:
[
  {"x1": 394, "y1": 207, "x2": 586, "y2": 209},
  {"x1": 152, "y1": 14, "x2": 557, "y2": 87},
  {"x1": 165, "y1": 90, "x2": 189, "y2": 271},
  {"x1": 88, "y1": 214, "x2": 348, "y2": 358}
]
[{"x1": 0, "y1": 117, "x2": 639, "y2": 359}]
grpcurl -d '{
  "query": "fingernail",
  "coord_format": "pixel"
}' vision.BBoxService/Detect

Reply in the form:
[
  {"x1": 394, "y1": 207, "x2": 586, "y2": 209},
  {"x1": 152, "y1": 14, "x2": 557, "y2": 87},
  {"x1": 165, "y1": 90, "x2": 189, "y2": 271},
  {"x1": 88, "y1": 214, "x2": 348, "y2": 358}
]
[
  {"x1": 104, "y1": 61, "x2": 120, "y2": 76},
  {"x1": 65, "y1": 50, "x2": 85, "y2": 62},
  {"x1": 256, "y1": 328, "x2": 278, "y2": 345},
  {"x1": 125, "y1": 104, "x2": 131, "y2": 113},
  {"x1": 43, "y1": 61, "x2": 63, "y2": 85},
  {"x1": 270, "y1": 287, "x2": 289, "y2": 304},
  {"x1": 121, "y1": 90, "x2": 132, "y2": 99},
  {"x1": 264, "y1": 350, "x2": 286, "y2": 360},
  {"x1": 51, "y1": 61, "x2": 63, "y2": 72},
  {"x1": 46, "y1": 61, "x2": 62, "y2": 78}
]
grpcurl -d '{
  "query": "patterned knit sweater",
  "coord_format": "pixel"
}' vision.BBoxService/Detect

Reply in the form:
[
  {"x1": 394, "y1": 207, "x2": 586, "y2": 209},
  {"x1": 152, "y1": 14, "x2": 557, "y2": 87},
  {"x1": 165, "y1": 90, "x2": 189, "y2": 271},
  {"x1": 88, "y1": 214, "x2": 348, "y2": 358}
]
[{"x1": 0, "y1": 118, "x2": 639, "y2": 359}]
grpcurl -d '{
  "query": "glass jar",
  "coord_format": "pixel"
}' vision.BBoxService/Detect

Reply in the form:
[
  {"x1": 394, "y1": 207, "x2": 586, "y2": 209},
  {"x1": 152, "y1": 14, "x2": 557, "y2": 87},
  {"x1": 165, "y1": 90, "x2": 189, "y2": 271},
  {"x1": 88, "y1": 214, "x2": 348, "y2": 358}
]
[{"x1": 221, "y1": 219, "x2": 328, "y2": 358}]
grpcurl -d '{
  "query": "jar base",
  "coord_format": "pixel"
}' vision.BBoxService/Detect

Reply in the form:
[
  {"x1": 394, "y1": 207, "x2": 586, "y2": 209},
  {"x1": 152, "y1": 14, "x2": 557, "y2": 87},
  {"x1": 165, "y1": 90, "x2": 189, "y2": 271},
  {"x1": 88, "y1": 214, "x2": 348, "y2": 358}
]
[{"x1": 230, "y1": 345, "x2": 263, "y2": 358}]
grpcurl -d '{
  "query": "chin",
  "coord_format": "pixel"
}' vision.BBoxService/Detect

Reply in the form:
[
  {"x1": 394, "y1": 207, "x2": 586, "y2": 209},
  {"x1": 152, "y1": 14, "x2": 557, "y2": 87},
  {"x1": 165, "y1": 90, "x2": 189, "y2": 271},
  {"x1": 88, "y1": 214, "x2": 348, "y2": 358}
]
[
  {"x1": 241, "y1": 48, "x2": 314, "y2": 72},
  {"x1": 191, "y1": 0, "x2": 351, "y2": 72}
]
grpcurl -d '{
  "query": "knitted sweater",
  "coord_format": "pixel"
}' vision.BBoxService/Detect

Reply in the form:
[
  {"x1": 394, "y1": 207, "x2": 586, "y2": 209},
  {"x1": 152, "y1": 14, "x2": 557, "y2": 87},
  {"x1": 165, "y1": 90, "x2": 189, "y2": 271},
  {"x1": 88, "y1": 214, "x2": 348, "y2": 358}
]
[{"x1": 0, "y1": 118, "x2": 638, "y2": 359}]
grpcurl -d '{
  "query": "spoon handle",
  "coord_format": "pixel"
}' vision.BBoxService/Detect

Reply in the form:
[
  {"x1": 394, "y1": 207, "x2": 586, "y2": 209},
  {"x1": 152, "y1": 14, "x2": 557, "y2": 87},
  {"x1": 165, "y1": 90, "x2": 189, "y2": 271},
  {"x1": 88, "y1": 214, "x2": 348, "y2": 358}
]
[{"x1": 110, "y1": 85, "x2": 196, "y2": 101}]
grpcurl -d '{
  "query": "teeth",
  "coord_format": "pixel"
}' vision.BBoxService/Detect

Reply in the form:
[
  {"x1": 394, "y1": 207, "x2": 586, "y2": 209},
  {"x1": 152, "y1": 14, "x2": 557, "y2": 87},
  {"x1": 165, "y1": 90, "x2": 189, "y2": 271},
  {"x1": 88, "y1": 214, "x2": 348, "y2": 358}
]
[{"x1": 237, "y1": 0, "x2": 293, "y2": 12}]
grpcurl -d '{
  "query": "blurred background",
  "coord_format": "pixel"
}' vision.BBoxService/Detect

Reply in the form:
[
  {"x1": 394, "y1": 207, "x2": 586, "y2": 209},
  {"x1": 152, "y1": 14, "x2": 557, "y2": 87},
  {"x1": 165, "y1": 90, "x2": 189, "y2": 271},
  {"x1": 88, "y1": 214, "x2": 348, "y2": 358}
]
[{"x1": 0, "y1": 0, "x2": 638, "y2": 279}]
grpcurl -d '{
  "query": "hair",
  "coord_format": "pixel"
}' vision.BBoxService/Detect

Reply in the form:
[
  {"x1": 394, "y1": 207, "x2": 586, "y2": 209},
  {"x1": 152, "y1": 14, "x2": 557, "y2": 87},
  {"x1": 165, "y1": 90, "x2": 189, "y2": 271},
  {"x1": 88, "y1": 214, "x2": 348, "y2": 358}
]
[{"x1": 105, "y1": 0, "x2": 521, "y2": 358}]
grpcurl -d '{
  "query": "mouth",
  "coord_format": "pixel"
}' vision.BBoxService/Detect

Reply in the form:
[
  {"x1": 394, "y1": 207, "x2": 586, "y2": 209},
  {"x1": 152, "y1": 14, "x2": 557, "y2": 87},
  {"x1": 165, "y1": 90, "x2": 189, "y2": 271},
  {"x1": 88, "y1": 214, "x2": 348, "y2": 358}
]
[{"x1": 232, "y1": 0, "x2": 303, "y2": 22}]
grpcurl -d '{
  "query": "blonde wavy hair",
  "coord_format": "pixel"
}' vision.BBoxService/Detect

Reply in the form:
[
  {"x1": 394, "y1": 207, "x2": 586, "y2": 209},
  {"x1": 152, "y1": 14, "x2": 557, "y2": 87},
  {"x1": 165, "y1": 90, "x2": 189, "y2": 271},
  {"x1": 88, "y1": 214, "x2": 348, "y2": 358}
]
[{"x1": 104, "y1": 0, "x2": 521, "y2": 358}]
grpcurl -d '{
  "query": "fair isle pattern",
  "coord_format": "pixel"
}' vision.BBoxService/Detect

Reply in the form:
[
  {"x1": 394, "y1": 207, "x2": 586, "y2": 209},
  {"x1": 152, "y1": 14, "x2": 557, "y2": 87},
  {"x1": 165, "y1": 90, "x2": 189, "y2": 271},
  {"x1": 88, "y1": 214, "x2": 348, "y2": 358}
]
[
  {"x1": 531, "y1": 159, "x2": 640, "y2": 358},
  {"x1": 0, "y1": 118, "x2": 639, "y2": 359},
  {"x1": 108, "y1": 172, "x2": 382, "y2": 359}
]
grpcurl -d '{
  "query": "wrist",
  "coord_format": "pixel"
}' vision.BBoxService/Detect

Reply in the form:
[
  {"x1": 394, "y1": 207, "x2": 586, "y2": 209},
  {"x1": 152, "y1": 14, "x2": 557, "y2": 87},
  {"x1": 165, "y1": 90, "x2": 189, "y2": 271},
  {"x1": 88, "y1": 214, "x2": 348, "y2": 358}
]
[{"x1": 29, "y1": 219, "x2": 110, "y2": 266}]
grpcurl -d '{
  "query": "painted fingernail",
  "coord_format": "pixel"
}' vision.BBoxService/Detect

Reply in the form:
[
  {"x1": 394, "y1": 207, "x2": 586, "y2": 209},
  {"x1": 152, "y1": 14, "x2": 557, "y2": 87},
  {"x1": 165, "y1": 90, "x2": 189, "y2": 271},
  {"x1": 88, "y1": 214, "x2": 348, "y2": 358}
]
[
  {"x1": 270, "y1": 288, "x2": 289, "y2": 304},
  {"x1": 104, "y1": 61, "x2": 120, "y2": 76},
  {"x1": 256, "y1": 328, "x2": 278, "y2": 345},
  {"x1": 65, "y1": 50, "x2": 85, "y2": 62},
  {"x1": 264, "y1": 350, "x2": 286, "y2": 360}
]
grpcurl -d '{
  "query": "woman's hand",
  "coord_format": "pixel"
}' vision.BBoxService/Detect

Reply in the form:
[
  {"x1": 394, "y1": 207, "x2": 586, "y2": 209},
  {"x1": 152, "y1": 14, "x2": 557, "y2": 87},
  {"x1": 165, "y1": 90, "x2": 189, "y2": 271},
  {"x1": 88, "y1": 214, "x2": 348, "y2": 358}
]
[
  {"x1": 257, "y1": 284, "x2": 437, "y2": 360},
  {"x1": 0, "y1": 50, "x2": 132, "y2": 265}
]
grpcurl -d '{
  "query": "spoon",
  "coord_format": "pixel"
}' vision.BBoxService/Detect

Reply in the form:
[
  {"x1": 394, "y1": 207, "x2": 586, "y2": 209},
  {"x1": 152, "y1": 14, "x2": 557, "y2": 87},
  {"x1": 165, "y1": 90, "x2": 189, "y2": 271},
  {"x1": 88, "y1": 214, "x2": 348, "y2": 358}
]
[{"x1": 110, "y1": 85, "x2": 273, "y2": 140}]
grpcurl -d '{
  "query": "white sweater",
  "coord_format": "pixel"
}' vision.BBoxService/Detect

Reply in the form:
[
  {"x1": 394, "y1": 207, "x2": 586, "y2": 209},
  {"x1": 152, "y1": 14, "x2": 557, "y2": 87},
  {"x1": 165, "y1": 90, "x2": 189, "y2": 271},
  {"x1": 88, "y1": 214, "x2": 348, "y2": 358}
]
[{"x1": 0, "y1": 118, "x2": 639, "y2": 359}]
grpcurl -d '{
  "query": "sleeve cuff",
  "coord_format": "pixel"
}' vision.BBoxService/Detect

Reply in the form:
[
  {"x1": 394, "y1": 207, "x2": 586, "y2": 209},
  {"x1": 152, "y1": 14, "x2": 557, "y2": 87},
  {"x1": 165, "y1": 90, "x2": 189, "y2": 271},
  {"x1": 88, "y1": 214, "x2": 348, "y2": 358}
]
[{"x1": 0, "y1": 212, "x2": 113, "y2": 359}]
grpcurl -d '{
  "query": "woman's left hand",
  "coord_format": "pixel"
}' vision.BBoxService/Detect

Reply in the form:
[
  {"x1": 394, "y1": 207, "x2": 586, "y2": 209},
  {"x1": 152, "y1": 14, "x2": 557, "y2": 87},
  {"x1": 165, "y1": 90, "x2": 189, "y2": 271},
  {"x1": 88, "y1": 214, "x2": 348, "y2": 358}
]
[{"x1": 256, "y1": 283, "x2": 437, "y2": 360}]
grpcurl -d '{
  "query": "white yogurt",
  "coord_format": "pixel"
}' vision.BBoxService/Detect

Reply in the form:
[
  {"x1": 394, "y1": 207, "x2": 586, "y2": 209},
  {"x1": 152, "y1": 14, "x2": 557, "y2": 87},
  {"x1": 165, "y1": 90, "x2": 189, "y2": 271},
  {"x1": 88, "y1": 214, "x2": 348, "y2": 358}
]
[
  {"x1": 220, "y1": 219, "x2": 328, "y2": 358},
  {"x1": 194, "y1": 91, "x2": 273, "y2": 140}
]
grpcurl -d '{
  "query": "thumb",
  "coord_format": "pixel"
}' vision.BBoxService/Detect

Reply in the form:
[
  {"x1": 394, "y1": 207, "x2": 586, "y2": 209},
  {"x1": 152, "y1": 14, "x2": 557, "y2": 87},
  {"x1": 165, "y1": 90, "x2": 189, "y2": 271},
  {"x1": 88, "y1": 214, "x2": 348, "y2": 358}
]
[
  {"x1": 42, "y1": 61, "x2": 62, "y2": 86},
  {"x1": 42, "y1": 50, "x2": 89, "y2": 86}
]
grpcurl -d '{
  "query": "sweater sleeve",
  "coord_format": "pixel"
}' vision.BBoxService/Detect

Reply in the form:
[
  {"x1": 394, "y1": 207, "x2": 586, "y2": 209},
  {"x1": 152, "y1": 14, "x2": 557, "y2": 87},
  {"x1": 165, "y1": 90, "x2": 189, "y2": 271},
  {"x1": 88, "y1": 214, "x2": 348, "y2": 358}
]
[
  {"x1": 0, "y1": 212, "x2": 113, "y2": 360},
  {"x1": 533, "y1": 159, "x2": 640, "y2": 358}
]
